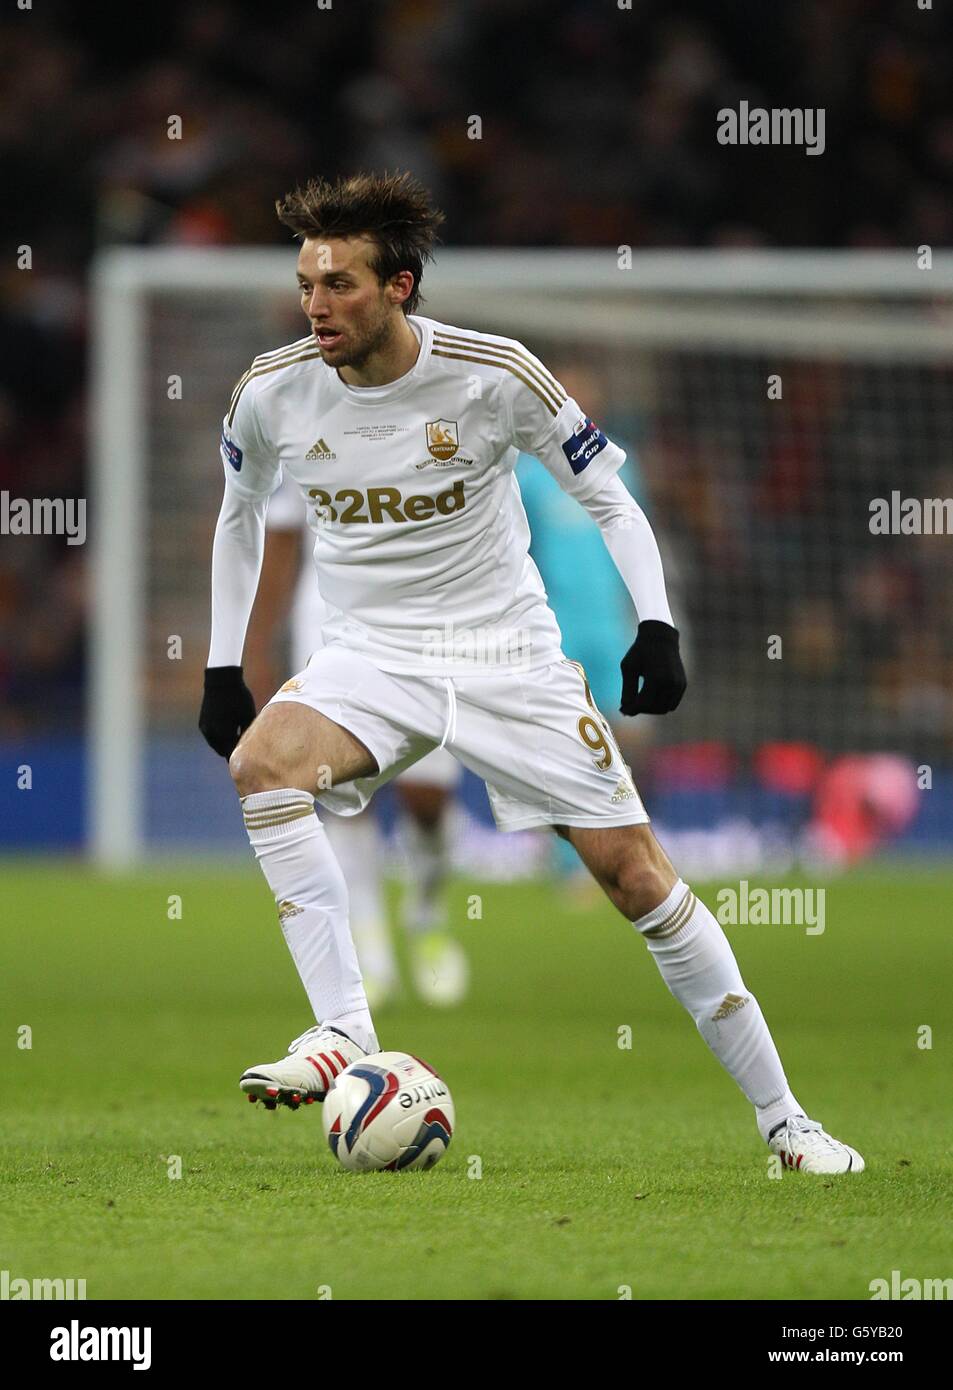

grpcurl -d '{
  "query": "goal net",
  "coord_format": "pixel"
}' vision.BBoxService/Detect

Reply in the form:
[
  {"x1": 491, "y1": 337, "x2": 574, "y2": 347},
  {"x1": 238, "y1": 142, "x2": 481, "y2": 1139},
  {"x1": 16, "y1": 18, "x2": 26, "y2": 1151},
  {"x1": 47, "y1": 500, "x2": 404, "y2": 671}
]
[{"x1": 90, "y1": 249, "x2": 953, "y2": 867}]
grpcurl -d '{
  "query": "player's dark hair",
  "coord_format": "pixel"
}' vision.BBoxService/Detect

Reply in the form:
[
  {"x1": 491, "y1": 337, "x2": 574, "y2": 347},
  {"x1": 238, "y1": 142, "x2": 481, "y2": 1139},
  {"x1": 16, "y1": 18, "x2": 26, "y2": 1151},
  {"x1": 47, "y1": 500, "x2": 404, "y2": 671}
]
[{"x1": 275, "y1": 171, "x2": 445, "y2": 314}]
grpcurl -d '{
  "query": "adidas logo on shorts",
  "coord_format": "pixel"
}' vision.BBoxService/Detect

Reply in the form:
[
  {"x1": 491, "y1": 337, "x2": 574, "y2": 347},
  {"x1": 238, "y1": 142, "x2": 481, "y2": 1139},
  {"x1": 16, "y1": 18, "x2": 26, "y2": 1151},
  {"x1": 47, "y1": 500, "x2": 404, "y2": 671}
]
[{"x1": 610, "y1": 779, "x2": 635, "y2": 803}]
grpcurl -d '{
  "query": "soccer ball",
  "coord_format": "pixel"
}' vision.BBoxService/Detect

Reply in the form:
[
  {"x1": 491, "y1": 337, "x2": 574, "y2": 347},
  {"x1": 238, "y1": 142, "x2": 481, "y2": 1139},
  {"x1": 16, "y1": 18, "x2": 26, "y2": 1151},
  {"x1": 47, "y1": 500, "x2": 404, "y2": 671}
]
[{"x1": 322, "y1": 1050, "x2": 454, "y2": 1172}]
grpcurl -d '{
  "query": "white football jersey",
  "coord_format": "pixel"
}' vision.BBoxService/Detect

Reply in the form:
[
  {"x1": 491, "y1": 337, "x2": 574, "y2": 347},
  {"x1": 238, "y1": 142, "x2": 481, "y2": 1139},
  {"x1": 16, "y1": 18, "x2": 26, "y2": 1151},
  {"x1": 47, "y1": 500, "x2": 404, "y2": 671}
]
[{"x1": 221, "y1": 315, "x2": 626, "y2": 675}]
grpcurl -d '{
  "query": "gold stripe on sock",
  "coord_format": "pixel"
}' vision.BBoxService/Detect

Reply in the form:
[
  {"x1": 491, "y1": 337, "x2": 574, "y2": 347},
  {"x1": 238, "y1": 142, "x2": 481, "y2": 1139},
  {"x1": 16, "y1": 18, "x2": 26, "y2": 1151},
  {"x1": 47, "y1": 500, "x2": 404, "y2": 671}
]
[
  {"x1": 242, "y1": 805, "x2": 314, "y2": 830},
  {"x1": 642, "y1": 889, "x2": 696, "y2": 940},
  {"x1": 242, "y1": 796, "x2": 313, "y2": 815},
  {"x1": 243, "y1": 799, "x2": 313, "y2": 818}
]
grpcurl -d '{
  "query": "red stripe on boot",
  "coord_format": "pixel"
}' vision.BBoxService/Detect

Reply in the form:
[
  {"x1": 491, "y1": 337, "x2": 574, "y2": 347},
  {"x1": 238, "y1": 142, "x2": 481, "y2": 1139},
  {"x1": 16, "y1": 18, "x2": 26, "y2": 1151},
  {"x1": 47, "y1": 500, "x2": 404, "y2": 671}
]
[{"x1": 306, "y1": 1055, "x2": 330, "y2": 1089}]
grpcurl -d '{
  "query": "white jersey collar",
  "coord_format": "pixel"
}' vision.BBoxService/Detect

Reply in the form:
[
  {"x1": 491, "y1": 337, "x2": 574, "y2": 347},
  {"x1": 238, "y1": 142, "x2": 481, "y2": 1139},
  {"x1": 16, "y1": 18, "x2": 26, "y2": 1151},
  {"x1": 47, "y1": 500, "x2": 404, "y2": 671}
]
[{"x1": 325, "y1": 315, "x2": 432, "y2": 405}]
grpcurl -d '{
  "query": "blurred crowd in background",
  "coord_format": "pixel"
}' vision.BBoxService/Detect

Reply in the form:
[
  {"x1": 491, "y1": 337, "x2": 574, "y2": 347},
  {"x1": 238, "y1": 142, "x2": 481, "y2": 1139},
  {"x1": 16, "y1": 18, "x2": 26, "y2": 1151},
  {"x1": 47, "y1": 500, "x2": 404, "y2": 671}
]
[{"x1": 1, "y1": 0, "x2": 952, "y2": 744}]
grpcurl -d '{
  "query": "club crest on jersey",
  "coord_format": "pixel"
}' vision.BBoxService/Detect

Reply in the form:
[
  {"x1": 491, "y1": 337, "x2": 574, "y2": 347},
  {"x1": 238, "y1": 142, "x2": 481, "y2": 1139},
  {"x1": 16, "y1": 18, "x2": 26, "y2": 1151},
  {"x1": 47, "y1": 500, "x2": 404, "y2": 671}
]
[
  {"x1": 220, "y1": 429, "x2": 243, "y2": 472},
  {"x1": 561, "y1": 415, "x2": 608, "y2": 475},
  {"x1": 426, "y1": 419, "x2": 459, "y2": 461}
]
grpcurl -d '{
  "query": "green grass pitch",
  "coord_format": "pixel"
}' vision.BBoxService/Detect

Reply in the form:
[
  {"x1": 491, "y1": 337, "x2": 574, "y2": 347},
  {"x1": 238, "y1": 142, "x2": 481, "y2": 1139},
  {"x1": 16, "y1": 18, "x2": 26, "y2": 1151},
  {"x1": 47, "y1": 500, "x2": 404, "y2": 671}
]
[{"x1": 1, "y1": 861, "x2": 951, "y2": 1301}]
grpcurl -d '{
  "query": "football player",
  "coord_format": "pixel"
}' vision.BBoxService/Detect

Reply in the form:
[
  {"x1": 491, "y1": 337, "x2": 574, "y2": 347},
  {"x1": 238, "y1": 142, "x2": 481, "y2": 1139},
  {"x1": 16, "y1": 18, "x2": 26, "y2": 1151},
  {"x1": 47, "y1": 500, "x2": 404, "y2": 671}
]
[{"x1": 200, "y1": 172, "x2": 862, "y2": 1174}]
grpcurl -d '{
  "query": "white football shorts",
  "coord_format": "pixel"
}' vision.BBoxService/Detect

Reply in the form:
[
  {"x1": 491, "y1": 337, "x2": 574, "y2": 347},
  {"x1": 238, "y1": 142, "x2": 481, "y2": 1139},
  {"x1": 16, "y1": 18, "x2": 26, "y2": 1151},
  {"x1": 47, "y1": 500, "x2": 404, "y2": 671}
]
[
  {"x1": 287, "y1": 562, "x2": 462, "y2": 793},
  {"x1": 267, "y1": 644, "x2": 648, "y2": 833}
]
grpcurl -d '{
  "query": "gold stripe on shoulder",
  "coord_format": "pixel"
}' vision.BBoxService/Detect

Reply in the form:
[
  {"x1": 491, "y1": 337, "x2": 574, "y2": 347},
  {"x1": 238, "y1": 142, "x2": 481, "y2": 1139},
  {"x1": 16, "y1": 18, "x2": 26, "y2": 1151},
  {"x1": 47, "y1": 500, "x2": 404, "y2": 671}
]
[
  {"x1": 433, "y1": 330, "x2": 567, "y2": 389},
  {"x1": 433, "y1": 341, "x2": 565, "y2": 414},
  {"x1": 251, "y1": 336, "x2": 314, "y2": 367},
  {"x1": 431, "y1": 348, "x2": 562, "y2": 417},
  {"x1": 228, "y1": 368, "x2": 253, "y2": 413},
  {"x1": 433, "y1": 333, "x2": 567, "y2": 410},
  {"x1": 227, "y1": 350, "x2": 323, "y2": 426},
  {"x1": 228, "y1": 337, "x2": 315, "y2": 413}
]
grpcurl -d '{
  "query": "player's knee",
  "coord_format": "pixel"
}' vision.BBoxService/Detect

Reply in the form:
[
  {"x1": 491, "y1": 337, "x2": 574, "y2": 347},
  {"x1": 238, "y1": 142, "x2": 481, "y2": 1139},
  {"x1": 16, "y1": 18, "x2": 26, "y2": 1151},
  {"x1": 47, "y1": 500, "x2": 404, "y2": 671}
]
[
  {"x1": 613, "y1": 856, "x2": 675, "y2": 922},
  {"x1": 229, "y1": 740, "x2": 290, "y2": 797}
]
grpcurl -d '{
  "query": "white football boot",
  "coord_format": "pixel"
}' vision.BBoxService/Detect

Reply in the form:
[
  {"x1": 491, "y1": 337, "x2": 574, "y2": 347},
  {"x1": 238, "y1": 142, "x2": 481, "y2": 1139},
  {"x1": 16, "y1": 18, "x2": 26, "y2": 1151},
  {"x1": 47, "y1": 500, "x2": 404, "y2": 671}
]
[
  {"x1": 768, "y1": 1115, "x2": 865, "y2": 1174},
  {"x1": 240, "y1": 1025, "x2": 367, "y2": 1110}
]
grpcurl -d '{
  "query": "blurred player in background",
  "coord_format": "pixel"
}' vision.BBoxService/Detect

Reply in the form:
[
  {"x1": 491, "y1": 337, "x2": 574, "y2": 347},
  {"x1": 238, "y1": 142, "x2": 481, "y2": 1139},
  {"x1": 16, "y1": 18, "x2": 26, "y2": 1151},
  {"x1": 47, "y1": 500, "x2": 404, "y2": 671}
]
[
  {"x1": 243, "y1": 472, "x2": 469, "y2": 1009},
  {"x1": 516, "y1": 362, "x2": 683, "y2": 901},
  {"x1": 806, "y1": 753, "x2": 919, "y2": 866}
]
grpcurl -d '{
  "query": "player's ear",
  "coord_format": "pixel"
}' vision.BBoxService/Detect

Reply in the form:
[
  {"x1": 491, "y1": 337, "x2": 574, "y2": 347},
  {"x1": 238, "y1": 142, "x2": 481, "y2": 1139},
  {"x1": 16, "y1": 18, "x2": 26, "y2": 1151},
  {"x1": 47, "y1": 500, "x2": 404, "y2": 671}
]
[{"x1": 388, "y1": 270, "x2": 415, "y2": 307}]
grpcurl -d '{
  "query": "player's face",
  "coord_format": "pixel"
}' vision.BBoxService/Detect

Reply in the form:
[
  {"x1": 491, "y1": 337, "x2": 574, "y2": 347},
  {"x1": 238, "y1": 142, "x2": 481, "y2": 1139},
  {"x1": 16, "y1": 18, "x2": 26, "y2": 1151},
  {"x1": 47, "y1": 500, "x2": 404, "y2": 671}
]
[{"x1": 296, "y1": 237, "x2": 404, "y2": 370}]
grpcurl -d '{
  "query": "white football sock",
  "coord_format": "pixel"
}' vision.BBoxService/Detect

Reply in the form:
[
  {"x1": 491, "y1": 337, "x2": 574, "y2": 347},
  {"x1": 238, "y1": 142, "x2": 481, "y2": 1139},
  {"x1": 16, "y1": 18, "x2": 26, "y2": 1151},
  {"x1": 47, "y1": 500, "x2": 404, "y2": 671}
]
[
  {"x1": 242, "y1": 789, "x2": 379, "y2": 1054},
  {"x1": 633, "y1": 879, "x2": 803, "y2": 1141},
  {"x1": 322, "y1": 811, "x2": 397, "y2": 987}
]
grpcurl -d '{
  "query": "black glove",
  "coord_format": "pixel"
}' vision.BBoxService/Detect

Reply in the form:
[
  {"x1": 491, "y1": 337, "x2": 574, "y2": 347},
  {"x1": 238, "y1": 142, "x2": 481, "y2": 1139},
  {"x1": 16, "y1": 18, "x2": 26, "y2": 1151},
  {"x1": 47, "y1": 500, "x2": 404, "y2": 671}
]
[
  {"x1": 199, "y1": 666, "x2": 256, "y2": 757},
  {"x1": 619, "y1": 621, "x2": 687, "y2": 716}
]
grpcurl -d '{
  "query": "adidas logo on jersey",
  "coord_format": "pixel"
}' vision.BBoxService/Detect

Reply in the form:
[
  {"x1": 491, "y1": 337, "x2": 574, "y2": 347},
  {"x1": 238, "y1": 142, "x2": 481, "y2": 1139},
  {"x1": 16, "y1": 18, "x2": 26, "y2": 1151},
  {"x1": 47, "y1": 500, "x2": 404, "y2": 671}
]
[
  {"x1": 711, "y1": 992, "x2": 749, "y2": 1021},
  {"x1": 305, "y1": 438, "x2": 336, "y2": 460}
]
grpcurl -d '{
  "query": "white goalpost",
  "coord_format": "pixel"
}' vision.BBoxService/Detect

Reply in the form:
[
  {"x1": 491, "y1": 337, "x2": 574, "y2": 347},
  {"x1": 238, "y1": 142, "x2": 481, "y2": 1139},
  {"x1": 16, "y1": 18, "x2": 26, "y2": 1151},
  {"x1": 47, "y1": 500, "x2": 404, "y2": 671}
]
[{"x1": 89, "y1": 248, "x2": 953, "y2": 867}]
